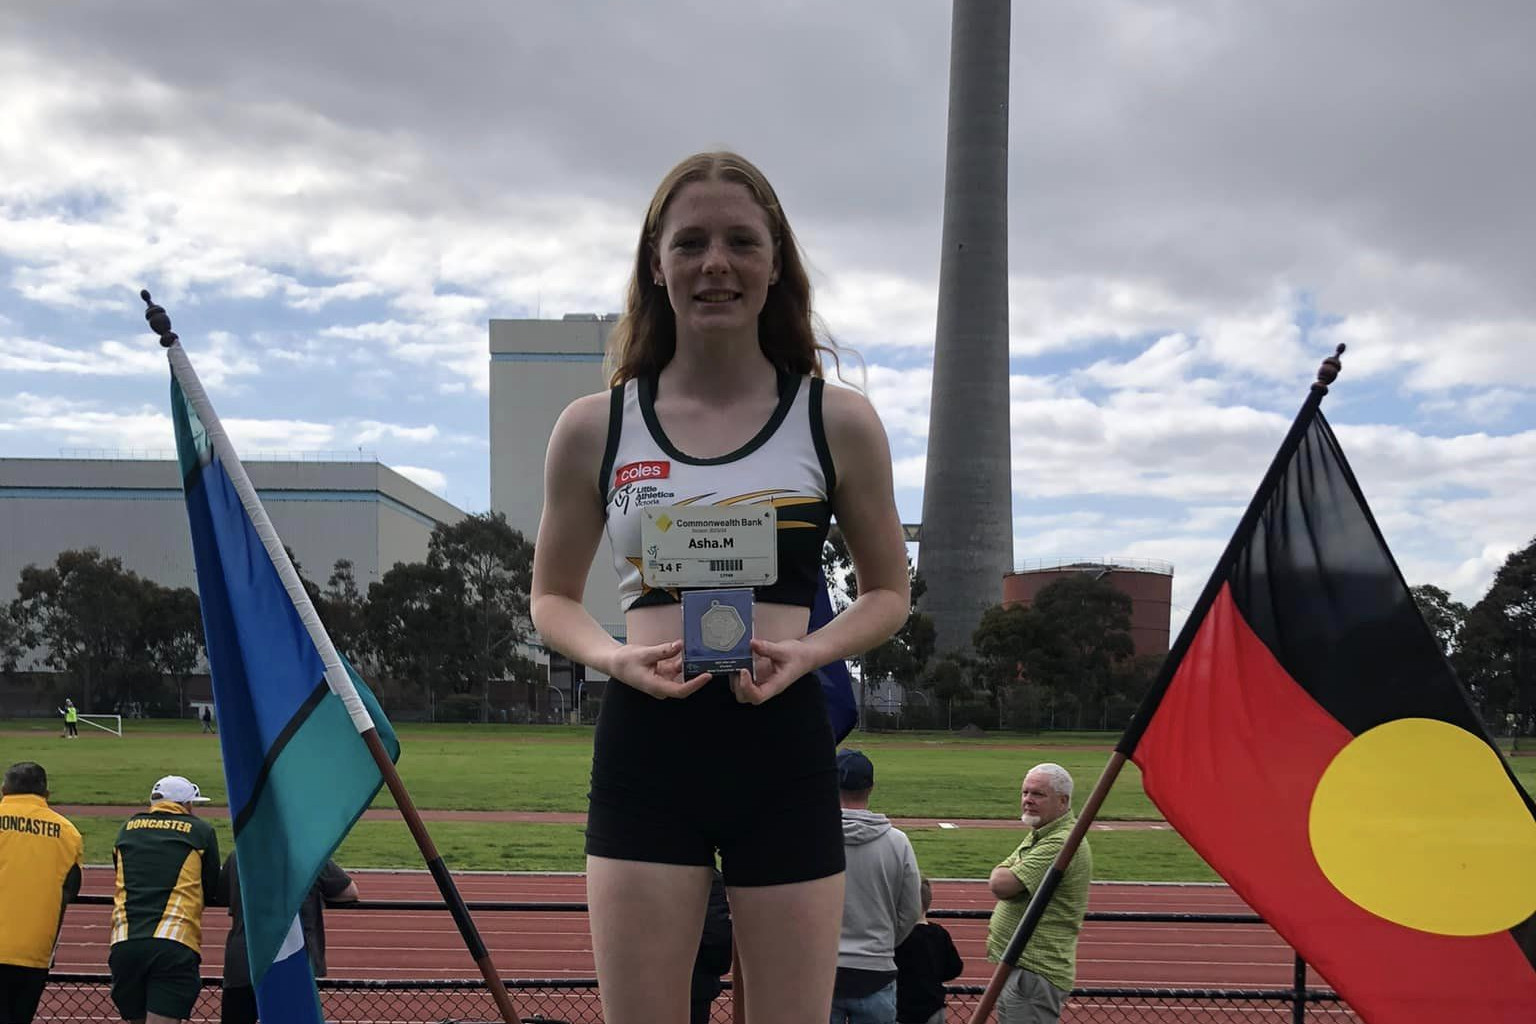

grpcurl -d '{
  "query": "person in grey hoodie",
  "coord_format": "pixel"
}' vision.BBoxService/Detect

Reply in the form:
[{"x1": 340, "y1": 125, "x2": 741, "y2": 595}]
[{"x1": 832, "y1": 749, "x2": 922, "y2": 1024}]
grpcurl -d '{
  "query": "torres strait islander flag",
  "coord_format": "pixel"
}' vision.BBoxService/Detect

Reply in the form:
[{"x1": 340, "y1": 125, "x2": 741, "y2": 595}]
[{"x1": 1119, "y1": 374, "x2": 1536, "y2": 1022}]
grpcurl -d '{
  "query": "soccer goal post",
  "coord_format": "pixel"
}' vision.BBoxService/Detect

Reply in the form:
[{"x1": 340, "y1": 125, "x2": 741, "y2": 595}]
[{"x1": 77, "y1": 714, "x2": 123, "y2": 737}]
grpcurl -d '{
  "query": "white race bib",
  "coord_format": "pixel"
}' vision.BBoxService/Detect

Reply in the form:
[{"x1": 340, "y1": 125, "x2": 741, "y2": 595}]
[{"x1": 640, "y1": 505, "x2": 778, "y2": 588}]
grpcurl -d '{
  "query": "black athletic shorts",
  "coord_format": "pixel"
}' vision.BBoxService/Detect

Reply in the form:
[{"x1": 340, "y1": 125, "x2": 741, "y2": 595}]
[
  {"x1": 0, "y1": 964, "x2": 49, "y2": 1024},
  {"x1": 108, "y1": 938, "x2": 202, "y2": 1021},
  {"x1": 586, "y1": 671, "x2": 844, "y2": 887}
]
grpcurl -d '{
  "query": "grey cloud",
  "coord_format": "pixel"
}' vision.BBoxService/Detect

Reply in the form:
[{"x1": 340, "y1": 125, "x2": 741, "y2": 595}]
[
  {"x1": 9, "y1": 0, "x2": 1536, "y2": 347},
  {"x1": 4, "y1": 1, "x2": 950, "y2": 225},
  {"x1": 3, "y1": 0, "x2": 1532, "y2": 604}
]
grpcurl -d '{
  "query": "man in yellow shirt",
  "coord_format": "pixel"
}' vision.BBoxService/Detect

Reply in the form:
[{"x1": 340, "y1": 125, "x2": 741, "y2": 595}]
[{"x1": 0, "y1": 761, "x2": 85, "y2": 1024}]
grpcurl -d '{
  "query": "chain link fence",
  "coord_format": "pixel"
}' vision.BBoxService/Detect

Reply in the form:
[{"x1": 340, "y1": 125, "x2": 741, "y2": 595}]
[
  {"x1": 39, "y1": 974, "x2": 1359, "y2": 1023},
  {"x1": 47, "y1": 899, "x2": 1363, "y2": 1023}
]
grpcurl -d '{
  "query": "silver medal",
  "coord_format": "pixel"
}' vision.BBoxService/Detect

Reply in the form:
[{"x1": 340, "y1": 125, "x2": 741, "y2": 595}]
[{"x1": 700, "y1": 600, "x2": 746, "y2": 652}]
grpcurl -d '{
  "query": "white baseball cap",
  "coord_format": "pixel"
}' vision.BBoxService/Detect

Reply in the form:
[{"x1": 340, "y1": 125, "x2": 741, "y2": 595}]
[{"x1": 151, "y1": 775, "x2": 211, "y2": 804}]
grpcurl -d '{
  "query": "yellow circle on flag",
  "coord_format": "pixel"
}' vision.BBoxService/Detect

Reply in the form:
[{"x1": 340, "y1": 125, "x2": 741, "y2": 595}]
[{"x1": 1309, "y1": 717, "x2": 1536, "y2": 936}]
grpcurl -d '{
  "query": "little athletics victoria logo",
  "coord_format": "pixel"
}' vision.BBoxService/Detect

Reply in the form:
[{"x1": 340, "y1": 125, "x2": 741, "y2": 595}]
[{"x1": 611, "y1": 460, "x2": 675, "y2": 514}]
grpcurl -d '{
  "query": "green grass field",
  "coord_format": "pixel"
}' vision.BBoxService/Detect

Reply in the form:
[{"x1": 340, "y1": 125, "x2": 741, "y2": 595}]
[
  {"x1": 8, "y1": 718, "x2": 1530, "y2": 881},
  {"x1": 65, "y1": 815, "x2": 1217, "y2": 881},
  {"x1": 0, "y1": 720, "x2": 1158, "y2": 818}
]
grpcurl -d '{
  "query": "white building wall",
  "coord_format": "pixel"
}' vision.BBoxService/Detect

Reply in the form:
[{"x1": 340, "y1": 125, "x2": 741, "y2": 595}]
[
  {"x1": 0, "y1": 458, "x2": 464, "y2": 600},
  {"x1": 488, "y1": 318, "x2": 622, "y2": 639}
]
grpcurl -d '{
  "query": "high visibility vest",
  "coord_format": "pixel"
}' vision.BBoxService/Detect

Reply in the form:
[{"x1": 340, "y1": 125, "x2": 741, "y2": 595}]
[{"x1": 64, "y1": 706, "x2": 78, "y2": 723}]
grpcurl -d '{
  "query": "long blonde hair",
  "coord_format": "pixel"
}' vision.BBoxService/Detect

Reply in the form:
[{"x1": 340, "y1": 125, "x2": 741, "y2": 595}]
[{"x1": 606, "y1": 151, "x2": 848, "y2": 385}]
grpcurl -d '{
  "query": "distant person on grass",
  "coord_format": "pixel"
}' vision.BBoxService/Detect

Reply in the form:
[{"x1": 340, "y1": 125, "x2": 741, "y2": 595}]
[
  {"x1": 109, "y1": 775, "x2": 220, "y2": 1024},
  {"x1": 59, "y1": 699, "x2": 79, "y2": 739},
  {"x1": 0, "y1": 762, "x2": 84, "y2": 1024},
  {"x1": 214, "y1": 852, "x2": 358, "y2": 1024},
  {"x1": 985, "y1": 763, "x2": 1092, "y2": 1024},
  {"x1": 200, "y1": 707, "x2": 215, "y2": 735},
  {"x1": 894, "y1": 877, "x2": 963, "y2": 1024},
  {"x1": 832, "y1": 749, "x2": 922, "y2": 1024}
]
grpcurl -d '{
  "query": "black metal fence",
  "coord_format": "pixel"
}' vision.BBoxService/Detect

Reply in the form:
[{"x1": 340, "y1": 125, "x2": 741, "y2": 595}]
[
  {"x1": 51, "y1": 899, "x2": 1360, "y2": 1023},
  {"x1": 31, "y1": 974, "x2": 1363, "y2": 1023}
]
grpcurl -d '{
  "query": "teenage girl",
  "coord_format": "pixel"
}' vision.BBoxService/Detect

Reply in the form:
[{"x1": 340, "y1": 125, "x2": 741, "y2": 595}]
[{"x1": 531, "y1": 151, "x2": 909, "y2": 1023}]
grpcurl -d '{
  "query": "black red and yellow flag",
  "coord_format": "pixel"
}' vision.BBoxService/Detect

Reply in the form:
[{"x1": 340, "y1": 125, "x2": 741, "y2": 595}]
[{"x1": 1119, "y1": 369, "x2": 1536, "y2": 1023}]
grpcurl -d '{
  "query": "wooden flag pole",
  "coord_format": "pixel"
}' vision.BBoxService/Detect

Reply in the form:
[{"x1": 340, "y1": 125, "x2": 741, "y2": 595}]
[
  {"x1": 361, "y1": 729, "x2": 525, "y2": 1024},
  {"x1": 143, "y1": 291, "x2": 524, "y2": 1024}
]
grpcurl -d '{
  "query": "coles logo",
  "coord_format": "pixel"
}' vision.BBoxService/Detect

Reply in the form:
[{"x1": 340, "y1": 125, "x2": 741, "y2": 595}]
[{"x1": 614, "y1": 460, "x2": 670, "y2": 488}]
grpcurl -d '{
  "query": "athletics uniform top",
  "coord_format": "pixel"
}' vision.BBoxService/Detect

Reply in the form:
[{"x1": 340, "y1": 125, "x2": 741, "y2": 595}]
[
  {"x1": 600, "y1": 369, "x2": 837, "y2": 612},
  {"x1": 111, "y1": 801, "x2": 220, "y2": 954},
  {"x1": 0, "y1": 793, "x2": 84, "y2": 969}
]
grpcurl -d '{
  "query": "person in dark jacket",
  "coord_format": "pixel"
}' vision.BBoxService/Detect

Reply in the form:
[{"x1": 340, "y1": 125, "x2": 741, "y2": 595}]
[
  {"x1": 690, "y1": 869, "x2": 732, "y2": 1024},
  {"x1": 894, "y1": 877, "x2": 963, "y2": 1024},
  {"x1": 213, "y1": 852, "x2": 358, "y2": 1023}
]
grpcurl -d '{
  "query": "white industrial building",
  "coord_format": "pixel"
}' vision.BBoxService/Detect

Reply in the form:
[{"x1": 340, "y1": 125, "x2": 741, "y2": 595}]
[
  {"x1": 0, "y1": 457, "x2": 466, "y2": 600},
  {"x1": 488, "y1": 316, "x2": 623, "y2": 641}
]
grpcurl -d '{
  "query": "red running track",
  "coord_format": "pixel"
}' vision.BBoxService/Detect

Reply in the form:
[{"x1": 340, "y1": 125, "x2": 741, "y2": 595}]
[{"x1": 60, "y1": 867, "x2": 1330, "y2": 991}]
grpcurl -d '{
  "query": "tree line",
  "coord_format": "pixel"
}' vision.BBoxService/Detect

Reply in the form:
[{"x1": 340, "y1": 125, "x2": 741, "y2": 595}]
[
  {"x1": 5, "y1": 519, "x2": 1532, "y2": 734},
  {"x1": 1, "y1": 512, "x2": 538, "y2": 722},
  {"x1": 1409, "y1": 533, "x2": 1536, "y2": 735},
  {"x1": 821, "y1": 539, "x2": 1156, "y2": 731},
  {"x1": 847, "y1": 536, "x2": 1536, "y2": 736}
]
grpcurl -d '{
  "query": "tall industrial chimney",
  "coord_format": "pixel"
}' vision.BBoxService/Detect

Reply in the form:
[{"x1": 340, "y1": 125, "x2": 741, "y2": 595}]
[{"x1": 919, "y1": 0, "x2": 1014, "y2": 655}]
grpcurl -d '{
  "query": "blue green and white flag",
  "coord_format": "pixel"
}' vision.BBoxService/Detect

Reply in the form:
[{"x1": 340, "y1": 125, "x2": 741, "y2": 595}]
[{"x1": 168, "y1": 342, "x2": 399, "y2": 1023}]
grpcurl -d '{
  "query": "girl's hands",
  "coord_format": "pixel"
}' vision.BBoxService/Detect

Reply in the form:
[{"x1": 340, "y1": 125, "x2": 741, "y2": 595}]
[
  {"x1": 608, "y1": 640, "x2": 712, "y2": 700},
  {"x1": 611, "y1": 637, "x2": 825, "y2": 705},
  {"x1": 730, "y1": 637, "x2": 820, "y2": 705}
]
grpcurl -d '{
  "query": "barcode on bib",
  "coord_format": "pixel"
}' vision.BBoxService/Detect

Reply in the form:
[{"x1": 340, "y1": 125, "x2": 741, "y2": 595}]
[{"x1": 708, "y1": 559, "x2": 744, "y2": 572}]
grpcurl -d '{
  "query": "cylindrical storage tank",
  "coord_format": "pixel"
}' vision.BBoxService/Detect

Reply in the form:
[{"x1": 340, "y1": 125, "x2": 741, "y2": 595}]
[{"x1": 1002, "y1": 558, "x2": 1173, "y2": 658}]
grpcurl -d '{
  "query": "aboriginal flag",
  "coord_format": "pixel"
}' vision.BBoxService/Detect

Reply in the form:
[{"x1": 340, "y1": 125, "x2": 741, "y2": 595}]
[{"x1": 1119, "y1": 382, "x2": 1536, "y2": 1023}]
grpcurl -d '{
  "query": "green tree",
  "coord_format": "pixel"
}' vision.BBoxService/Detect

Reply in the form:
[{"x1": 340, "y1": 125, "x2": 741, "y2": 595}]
[
  {"x1": 971, "y1": 601, "x2": 1034, "y2": 698},
  {"x1": 923, "y1": 654, "x2": 973, "y2": 703},
  {"x1": 1453, "y1": 537, "x2": 1536, "y2": 735},
  {"x1": 972, "y1": 575, "x2": 1136, "y2": 730},
  {"x1": 1411, "y1": 583, "x2": 1469, "y2": 659},
  {"x1": 12, "y1": 549, "x2": 149, "y2": 711},
  {"x1": 367, "y1": 561, "x2": 467, "y2": 716},
  {"x1": 319, "y1": 559, "x2": 371, "y2": 666},
  {"x1": 860, "y1": 566, "x2": 934, "y2": 690},
  {"x1": 278, "y1": 546, "x2": 323, "y2": 607},
  {"x1": 428, "y1": 513, "x2": 535, "y2": 722},
  {"x1": 821, "y1": 533, "x2": 857, "y2": 610},
  {"x1": 0, "y1": 603, "x2": 24, "y2": 676},
  {"x1": 1025, "y1": 575, "x2": 1135, "y2": 728},
  {"x1": 141, "y1": 584, "x2": 205, "y2": 717},
  {"x1": 821, "y1": 538, "x2": 933, "y2": 723}
]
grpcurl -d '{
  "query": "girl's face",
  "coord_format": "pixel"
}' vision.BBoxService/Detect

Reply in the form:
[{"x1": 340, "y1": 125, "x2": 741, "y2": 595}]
[{"x1": 652, "y1": 179, "x2": 779, "y2": 339}]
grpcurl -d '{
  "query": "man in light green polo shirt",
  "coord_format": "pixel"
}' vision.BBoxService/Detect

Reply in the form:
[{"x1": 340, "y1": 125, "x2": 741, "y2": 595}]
[{"x1": 985, "y1": 763, "x2": 1092, "y2": 1024}]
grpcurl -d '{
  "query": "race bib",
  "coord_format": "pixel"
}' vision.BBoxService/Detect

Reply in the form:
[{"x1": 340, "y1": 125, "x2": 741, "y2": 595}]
[{"x1": 640, "y1": 505, "x2": 778, "y2": 588}]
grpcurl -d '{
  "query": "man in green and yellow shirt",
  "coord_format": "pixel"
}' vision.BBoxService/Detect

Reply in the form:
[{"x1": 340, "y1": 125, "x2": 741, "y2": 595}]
[
  {"x1": 0, "y1": 761, "x2": 84, "y2": 1024},
  {"x1": 986, "y1": 763, "x2": 1093, "y2": 1024},
  {"x1": 109, "y1": 775, "x2": 220, "y2": 1024}
]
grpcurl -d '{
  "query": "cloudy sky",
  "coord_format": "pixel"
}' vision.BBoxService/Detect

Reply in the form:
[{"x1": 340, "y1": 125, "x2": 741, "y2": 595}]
[{"x1": 3, "y1": 0, "x2": 1533, "y2": 625}]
